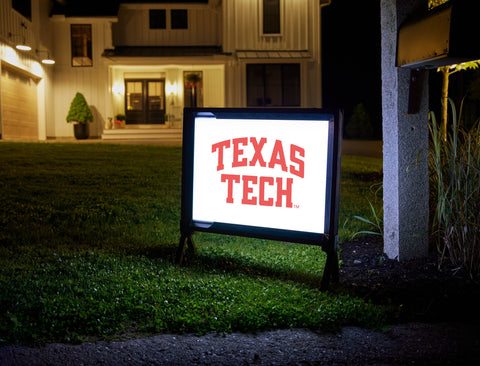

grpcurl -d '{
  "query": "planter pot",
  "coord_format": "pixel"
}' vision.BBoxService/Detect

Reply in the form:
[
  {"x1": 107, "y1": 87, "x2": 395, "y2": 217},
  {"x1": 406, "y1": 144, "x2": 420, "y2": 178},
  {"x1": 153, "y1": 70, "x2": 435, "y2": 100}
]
[{"x1": 74, "y1": 123, "x2": 89, "y2": 140}]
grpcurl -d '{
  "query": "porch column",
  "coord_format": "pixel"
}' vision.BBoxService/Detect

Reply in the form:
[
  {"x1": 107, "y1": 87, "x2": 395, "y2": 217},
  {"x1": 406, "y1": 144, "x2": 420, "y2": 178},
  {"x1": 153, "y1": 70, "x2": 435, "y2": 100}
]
[{"x1": 381, "y1": 0, "x2": 429, "y2": 260}]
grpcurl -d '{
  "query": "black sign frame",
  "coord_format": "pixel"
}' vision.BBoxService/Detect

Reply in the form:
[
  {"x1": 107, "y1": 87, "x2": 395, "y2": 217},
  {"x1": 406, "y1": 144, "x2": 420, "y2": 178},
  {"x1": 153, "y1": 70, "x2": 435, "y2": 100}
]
[{"x1": 177, "y1": 108, "x2": 342, "y2": 289}]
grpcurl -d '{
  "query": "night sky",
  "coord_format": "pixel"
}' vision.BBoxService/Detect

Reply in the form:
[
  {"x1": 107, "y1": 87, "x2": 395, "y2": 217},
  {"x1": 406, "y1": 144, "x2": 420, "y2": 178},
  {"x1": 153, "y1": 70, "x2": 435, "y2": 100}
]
[{"x1": 322, "y1": 0, "x2": 382, "y2": 139}]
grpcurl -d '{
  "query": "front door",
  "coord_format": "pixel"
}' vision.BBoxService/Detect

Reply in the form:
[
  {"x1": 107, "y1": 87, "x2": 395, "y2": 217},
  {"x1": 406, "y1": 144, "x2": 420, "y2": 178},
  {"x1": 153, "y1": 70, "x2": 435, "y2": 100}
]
[{"x1": 125, "y1": 79, "x2": 165, "y2": 124}]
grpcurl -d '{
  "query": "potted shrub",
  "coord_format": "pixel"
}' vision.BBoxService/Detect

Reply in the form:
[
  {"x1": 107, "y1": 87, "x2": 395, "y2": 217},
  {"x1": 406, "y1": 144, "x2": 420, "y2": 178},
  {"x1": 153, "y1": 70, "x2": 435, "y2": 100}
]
[{"x1": 66, "y1": 92, "x2": 93, "y2": 139}]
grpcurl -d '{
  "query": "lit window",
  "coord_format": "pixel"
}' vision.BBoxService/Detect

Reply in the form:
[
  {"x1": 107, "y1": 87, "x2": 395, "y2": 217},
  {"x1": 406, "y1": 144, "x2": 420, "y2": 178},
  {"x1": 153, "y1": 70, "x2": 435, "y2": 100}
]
[{"x1": 71, "y1": 24, "x2": 92, "y2": 67}]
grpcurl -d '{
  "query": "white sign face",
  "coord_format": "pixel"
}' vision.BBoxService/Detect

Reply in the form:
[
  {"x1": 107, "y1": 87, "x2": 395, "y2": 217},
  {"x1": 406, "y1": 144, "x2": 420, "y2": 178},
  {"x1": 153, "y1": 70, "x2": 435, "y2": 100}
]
[{"x1": 192, "y1": 117, "x2": 330, "y2": 234}]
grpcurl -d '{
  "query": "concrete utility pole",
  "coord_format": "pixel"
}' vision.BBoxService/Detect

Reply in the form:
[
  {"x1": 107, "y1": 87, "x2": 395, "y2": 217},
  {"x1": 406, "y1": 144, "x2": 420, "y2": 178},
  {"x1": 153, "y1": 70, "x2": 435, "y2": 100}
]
[{"x1": 380, "y1": 0, "x2": 429, "y2": 260}]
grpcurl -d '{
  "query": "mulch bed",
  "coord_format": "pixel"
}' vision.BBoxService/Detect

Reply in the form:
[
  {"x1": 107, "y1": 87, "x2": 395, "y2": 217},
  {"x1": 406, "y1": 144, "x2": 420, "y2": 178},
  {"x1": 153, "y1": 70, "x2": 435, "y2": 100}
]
[{"x1": 337, "y1": 236, "x2": 480, "y2": 323}]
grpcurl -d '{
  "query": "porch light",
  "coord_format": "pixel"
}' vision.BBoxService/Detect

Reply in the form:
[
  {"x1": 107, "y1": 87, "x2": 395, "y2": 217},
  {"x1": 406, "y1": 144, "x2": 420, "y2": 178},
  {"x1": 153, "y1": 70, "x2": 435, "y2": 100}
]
[
  {"x1": 37, "y1": 50, "x2": 55, "y2": 64},
  {"x1": 16, "y1": 41, "x2": 31, "y2": 51},
  {"x1": 9, "y1": 23, "x2": 32, "y2": 51},
  {"x1": 9, "y1": 33, "x2": 31, "y2": 51},
  {"x1": 166, "y1": 82, "x2": 178, "y2": 95},
  {"x1": 41, "y1": 55, "x2": 55, "y2": 64},
  {"x1": 112, "y1": 83, "x2": 125, "y2": 95}
]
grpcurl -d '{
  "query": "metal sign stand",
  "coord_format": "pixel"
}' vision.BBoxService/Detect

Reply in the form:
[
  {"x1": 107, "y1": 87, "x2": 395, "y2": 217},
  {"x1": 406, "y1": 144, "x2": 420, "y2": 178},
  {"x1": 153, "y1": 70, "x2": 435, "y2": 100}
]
[
  {"x1": 320, "y1": 109, "x2": 343, "y2": 290},
  {"x1": 176, "y1": 233, "x2": 196, "y2": 265},
  {"x1": 320, "y1": 241, "x2": 339, "y2": 290}
]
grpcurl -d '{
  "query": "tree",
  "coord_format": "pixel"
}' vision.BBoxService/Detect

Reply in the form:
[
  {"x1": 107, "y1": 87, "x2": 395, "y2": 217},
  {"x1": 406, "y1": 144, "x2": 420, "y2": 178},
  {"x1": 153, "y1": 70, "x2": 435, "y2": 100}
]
[
  {"x1": 345, "y1": 103, "x2": 374, "y2": 140},
  {"x1": 437, "y1": 61, "x2": 480, "y2": 140}
]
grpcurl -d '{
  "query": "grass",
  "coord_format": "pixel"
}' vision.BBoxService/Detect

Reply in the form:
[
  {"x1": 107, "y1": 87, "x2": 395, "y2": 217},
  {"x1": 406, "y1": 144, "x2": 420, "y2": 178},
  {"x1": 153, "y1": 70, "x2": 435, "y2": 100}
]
[
  {"x1": 0, "y1": 142, "x2": 383, "y2": 344},
  {"x1": 339, "y1": 155, "x2": 383, "y2": 239}
]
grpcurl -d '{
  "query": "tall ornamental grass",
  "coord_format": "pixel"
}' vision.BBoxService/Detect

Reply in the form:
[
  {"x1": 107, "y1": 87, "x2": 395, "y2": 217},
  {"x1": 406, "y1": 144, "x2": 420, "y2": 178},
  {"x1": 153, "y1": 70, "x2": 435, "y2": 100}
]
[{"x1": 429, "y1": 99, "x2": 480, "y2": 279}]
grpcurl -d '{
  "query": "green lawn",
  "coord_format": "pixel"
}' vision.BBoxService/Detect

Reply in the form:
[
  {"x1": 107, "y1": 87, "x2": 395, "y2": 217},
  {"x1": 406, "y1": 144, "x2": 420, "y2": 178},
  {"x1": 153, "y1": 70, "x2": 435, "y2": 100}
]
[{"x1": 0, "y1": 142, "x2": 383, "y2": 344}]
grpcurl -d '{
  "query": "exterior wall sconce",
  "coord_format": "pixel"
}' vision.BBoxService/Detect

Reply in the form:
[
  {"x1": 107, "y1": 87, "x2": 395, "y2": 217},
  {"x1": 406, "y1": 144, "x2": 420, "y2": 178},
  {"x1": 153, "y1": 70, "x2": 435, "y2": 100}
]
[
  {"x1": 37, "y1": 50, "x2": 55, "y2": 65},
  {"x1": 167, "y1": 83, "x2": 178, "y2": 106},
  {"x1": 15, "y1": 41, "x2": 31, "y2": 51},
  {"x1": 112, "y1": 82, "x2": 124, "y2": 95},
  {"x1": 9, "y1": 33, "x2": 31, "y2": 51},
  {"x1": 9, "y1": 23, "x2": 32, "y2": 51},
  {"x1": 166, "y1": 82, "x2": 178, "y2": 96}
]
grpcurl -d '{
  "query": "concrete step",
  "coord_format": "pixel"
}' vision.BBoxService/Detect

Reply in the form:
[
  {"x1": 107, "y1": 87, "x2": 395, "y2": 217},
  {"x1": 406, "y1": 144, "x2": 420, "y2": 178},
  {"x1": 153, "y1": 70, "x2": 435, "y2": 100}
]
[{"x1": 102, "y1": 127, "x2": 182, "y2": 141}]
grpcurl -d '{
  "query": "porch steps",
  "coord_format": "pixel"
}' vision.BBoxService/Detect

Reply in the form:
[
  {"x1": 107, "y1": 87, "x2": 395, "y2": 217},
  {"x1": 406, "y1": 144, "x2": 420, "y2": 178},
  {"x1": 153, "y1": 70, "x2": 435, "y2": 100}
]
[{"x1": 102, "y1": 127, "x2": 183, "y2": 143}]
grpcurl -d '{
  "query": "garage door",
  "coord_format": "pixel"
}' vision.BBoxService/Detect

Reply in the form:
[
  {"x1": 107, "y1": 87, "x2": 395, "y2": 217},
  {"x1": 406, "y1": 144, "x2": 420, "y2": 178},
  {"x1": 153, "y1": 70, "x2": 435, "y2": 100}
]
[{"x1": 1, "y1": 64, "x2": 38, "y2": 140}]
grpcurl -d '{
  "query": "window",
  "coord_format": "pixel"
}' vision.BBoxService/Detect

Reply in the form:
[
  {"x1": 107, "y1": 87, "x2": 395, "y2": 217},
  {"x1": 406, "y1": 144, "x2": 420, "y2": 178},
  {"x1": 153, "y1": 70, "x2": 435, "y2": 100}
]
[
  {"x1": 126, "y1": 81, "x2": 143, "y2": 111},
  {"x1": 152, "y1": 0, "x2": 206, "y2": 2},
  {"x1": 247, "y1": 64, "x2": 300, "y2": 107},
  {"x1": 149, "y1": 9, "x2": 166, "y2": 29},
  {"x1": 171, "y1": 9, "x2": 188, "y2": 29},
  {"x1": 71, "y1": 25, "x2": 92, "y2": 67},
  {"x1": 149, "y1": 9, "x2": 188, "y2": 30},
  {"x1": 263, "y1": 0, "x2": 280, "y2": 34},
  {"x1": 12, "y1": 0, "x2": 31, "y2": 20}
]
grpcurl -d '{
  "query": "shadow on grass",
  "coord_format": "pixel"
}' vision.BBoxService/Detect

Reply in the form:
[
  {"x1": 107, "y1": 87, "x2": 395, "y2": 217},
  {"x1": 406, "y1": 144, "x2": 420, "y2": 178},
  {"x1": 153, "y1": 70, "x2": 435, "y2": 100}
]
[
  {"x1": 112, "y1": 234, "x2": 328, "y2": 289},
  {"x1": 124, "y1": 243, "x2": 179, "y2": 263},
  {"x1": 175, "y1": 249, "x2": 326, "y2": 289}
]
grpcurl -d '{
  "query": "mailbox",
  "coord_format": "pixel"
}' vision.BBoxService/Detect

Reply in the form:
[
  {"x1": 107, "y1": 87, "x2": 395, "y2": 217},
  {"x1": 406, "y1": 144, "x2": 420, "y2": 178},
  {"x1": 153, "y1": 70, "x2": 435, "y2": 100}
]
[{"x1": 397, "y1": 1, "x2": 480, "y2": 68}]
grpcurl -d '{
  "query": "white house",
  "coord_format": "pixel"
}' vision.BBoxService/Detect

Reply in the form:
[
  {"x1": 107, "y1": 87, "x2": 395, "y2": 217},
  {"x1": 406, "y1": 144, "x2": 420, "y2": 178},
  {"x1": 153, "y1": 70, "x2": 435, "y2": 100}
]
[{"x1": 0, "y1": 0, "x2": 330, "y2": 141}]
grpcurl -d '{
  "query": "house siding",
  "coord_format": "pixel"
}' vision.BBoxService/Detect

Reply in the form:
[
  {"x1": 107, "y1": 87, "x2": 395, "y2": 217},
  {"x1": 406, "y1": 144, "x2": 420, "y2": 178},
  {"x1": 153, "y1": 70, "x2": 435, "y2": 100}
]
[
  {"x1": 0, "y1": 0, "x2": 54, "y2": 140},
  {"x1": 113, "y1": 4, "x2": 221, "y2": 46},
  {"x1": 223, "y1": 0, "x2": 313, "y2": 52},
  {"x1": 1, "y1": 0, "x2": 327, "y2": 140},
  {"x1": 51, "y1": 18, "x2": 113, "y2": 137},
  {"x1": 223, "y1": 0, "x2": 324, "y2": 108}
]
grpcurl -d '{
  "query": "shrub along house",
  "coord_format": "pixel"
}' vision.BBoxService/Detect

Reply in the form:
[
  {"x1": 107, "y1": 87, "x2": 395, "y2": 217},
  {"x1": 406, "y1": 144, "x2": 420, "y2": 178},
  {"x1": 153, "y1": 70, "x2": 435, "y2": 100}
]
[{"x1": 0, "y1": 0, "x2": 330, "y2": 141}]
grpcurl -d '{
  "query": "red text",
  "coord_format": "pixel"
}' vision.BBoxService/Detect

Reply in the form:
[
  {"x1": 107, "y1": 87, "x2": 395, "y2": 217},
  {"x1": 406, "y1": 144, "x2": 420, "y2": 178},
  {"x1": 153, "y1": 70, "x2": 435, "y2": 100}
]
[
  {"x1": 221, "y1": 174, "x2": 293, "y2": 208},
  {"x1": 212, "y1": 138, "x2": 304, "y2": 178}
]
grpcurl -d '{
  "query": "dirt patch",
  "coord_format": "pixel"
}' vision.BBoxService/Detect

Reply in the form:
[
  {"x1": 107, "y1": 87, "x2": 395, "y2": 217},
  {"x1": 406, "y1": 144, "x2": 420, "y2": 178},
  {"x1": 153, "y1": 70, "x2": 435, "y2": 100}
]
[{"x1": 1, "y1": 237, "x2": 480, "y2": 365}]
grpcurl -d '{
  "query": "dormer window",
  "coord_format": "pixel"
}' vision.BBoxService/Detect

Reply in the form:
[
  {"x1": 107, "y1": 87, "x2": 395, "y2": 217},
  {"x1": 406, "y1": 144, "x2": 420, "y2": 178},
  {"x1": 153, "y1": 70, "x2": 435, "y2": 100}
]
[{"x1": 71, "y1": 24, "x2": 92, "y2": 67}]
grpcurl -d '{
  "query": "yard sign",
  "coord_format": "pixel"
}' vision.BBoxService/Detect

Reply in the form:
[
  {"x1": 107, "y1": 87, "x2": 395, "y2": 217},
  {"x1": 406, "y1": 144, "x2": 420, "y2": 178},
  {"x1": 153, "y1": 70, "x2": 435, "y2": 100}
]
[{"x1": 178, "y1": 108, "x2": 342, "y2": 289}]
